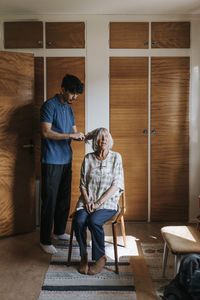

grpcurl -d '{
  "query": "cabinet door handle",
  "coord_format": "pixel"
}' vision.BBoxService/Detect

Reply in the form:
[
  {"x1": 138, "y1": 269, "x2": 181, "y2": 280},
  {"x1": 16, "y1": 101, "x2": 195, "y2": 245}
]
[
  {"x1": 23, "y1": 144, "x2": 34, "y2": 148},
  {"x1": 47, "y1": 41, "x2": 53, "y2": 46},
  {"x1": 37, "y1": 40, "x2": 43, "y2": 46},
  {"x1": 144, "y1": 41, "x2": 148, "y2": 46},
  {"x1": 151, "y1": 129, "x2": 156, "y2": 134},
  {"x1": 143, "y1": 129, "x2": 148, "y2": 134},
  {"x1": 152, "y1": 41, "x2": 158, "y2": 46},
  {"x1": 23, "y1": 140, "x2": 34, "y2": 154}
]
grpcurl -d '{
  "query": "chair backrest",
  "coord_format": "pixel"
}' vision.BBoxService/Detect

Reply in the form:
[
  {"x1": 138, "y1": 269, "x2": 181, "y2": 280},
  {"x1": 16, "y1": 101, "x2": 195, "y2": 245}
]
[{"x1": 117, "y1": 191, "x2": 126, "y2": 221}]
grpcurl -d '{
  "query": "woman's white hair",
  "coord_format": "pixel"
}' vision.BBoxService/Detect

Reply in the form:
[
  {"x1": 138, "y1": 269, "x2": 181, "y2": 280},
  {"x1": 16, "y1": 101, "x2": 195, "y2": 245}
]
[{"x1": 85, "y1": 127, "x2": 114, "y2": 151}]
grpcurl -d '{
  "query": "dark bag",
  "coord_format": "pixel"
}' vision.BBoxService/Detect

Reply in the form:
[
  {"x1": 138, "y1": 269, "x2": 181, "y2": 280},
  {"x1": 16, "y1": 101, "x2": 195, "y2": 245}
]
[
  {"x1": 163, "y1": 254, "x2": 200, "y2": 300},
  {"x1": 188, "y1": 269, "x2": 200, "y2": 300}
]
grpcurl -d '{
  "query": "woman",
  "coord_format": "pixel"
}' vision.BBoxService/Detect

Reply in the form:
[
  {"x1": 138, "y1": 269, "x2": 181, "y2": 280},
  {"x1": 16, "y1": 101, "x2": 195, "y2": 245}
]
[{"x1": 73, "y1": 127, "x2": 124, "y2": 275}]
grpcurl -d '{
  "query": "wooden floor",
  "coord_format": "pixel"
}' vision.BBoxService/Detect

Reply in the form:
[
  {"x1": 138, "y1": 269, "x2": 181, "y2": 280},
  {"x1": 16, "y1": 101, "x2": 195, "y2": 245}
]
[{"x1": 0, "y1": 221, "x2": 187, "y2": 300}]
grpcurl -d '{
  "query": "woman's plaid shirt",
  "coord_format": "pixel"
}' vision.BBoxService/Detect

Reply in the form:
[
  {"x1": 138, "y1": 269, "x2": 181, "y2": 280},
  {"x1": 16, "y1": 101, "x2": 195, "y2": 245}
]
[{"x1": 75, "y1": 151, "x2": 124, "y2": 211}]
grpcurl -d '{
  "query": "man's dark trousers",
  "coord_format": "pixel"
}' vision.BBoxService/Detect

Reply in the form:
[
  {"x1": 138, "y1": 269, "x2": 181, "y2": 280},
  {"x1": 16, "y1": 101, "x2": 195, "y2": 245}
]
[{"x1": 40, "y1": 163, "x2": 72, "y2": 245}]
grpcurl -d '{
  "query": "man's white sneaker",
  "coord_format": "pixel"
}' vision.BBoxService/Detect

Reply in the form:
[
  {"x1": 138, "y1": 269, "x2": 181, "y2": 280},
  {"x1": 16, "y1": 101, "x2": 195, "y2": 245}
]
[
  {"x1": 40, "y1": 243, "x2": 57, "y2": 254},
  {"x1": 53, "y1": 233, "x2": 76, "y2": 241}
]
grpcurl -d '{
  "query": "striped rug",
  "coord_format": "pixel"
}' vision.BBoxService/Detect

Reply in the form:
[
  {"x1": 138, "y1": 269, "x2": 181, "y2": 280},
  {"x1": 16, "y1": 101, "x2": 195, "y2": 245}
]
[
  {"x1": 141, "y1": 243, "x2": 174, "y2": 299},
  {"x1": 38, "y1": 236, "x2": 137, "y2": 300}
]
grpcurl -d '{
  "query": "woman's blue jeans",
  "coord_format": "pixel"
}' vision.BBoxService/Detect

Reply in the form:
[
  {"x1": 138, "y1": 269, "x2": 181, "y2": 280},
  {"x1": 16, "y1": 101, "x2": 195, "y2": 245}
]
[{"x1": 73, "y1": 208, "x2": 117, "y2": 261}]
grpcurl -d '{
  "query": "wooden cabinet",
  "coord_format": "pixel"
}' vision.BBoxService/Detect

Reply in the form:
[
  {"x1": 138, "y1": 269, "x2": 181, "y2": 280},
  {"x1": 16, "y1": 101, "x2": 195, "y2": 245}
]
[
  {"x1": 4, "y1": 21, "x2": 85, "y2": 49},
  {"x1": 3, "y1": 20, "x2": 86, "y2": 216},
  {"x1": 110, "y1": 56, "x2": 189, "y2": 221},
  {"x1": 4, "y1": 22, "x2": 43, "y2": 48},
  {"x1": 46, "y1": 22, "x2": 85, "y2": 48},
  {"x1": 151, "y1": 22, "x2": 190, "y2": 48},
  {"x1": 110, "y1": 57, "x2": 148, "y2": 220},
  {"x1": 109, "y1": 21, "x2": 190, "y2": 220},
  {"x1": 151, "y1": 57, "x2": 189, "y2": 221},
  {"x1": 33, "y1": 56, "x2": 85, "y2": 219},
  {"x1": 46, "y1": 57, "x2": 85, "y2": 214},
  {"x1": 110, "y1": 22, "x2": 149, "y2": 48}
]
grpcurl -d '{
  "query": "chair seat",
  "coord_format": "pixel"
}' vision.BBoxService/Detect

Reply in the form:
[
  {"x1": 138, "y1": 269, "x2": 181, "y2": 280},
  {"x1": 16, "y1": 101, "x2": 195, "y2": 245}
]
[
  {"x1": 161, "y1": 225, "x2": 200, "y2": 254},
  {"x1": 105, "y1": 211, "x2": 120, "y2": 224}
]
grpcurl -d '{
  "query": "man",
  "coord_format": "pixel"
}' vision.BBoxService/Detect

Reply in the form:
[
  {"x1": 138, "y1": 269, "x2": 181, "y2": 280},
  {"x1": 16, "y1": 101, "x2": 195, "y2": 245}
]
[{"x1": 40, "y1": 74, "x2": 84, "y2": 254}]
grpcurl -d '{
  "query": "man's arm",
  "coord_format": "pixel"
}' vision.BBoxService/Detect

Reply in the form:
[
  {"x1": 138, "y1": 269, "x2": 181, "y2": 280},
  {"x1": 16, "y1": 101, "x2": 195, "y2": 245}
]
[
  {"x1": 72, "y1": 125, "x2": 78, "y2": 133},
  {"x1": 41, "y1": 122, "x2": 84, "y2": 140}
]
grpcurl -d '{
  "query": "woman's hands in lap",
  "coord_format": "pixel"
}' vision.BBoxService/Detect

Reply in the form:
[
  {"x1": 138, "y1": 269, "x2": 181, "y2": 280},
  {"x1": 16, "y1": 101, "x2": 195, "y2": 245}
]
[{"x1": 85, "y1": 202, "x2": 99, "y2": 214}]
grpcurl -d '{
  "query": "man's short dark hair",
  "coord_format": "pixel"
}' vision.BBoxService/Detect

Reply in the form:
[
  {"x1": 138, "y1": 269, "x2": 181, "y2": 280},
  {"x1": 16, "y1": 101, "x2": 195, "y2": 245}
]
[{"x1": 61, "y1": 74, "x2": 84, "y2": 94}]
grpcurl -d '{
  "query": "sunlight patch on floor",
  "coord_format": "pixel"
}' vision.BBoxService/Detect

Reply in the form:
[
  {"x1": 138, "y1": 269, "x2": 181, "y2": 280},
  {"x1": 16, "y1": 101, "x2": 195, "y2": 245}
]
[{"x1": 104, "y1": 235, "x2": 139, "y2": 260}]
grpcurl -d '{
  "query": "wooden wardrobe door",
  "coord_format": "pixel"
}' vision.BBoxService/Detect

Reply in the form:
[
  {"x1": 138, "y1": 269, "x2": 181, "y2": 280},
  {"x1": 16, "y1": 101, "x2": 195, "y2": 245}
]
[
  {"x1": 151, "y1": 57, "x2": 189, "y2": 221},
  {"x1": 110, "y1": 57, "x2": 148, "y2": 220},
  {"x1": 34, "y1": 57, "x2": 44, "y2": 178},
  {"x1": 0, "y1": 51, "x2": 35, "y2": 237},
  {"x1": 110, "y1": 22, "x2": 149, "y2": 48},
  {"x1": 151, "y1": 22, "x2": 190, "y2": 48},
  {"x1": 4, "y1": 21, "x2": 43, "y2": 48},
  {"x1": 46, "y1": 22, "x2": 85, "y2": 48},
  {"x1": 46, "y1": 57, "x2": 85, "y2": 214}
]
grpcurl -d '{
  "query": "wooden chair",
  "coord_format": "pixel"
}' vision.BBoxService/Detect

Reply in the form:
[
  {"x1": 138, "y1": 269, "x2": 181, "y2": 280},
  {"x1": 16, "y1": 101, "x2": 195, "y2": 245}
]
[
  {"x1": 67, "y1": 191, "x2": 127, "y2": 274},
  {"x1": 161, "y1": 218, "x2": 200, "y2": 277}
]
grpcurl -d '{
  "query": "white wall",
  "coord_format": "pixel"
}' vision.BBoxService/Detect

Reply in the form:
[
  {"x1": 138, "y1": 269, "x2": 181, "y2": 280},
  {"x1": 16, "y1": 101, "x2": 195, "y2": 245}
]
[{"x1": 0, "y1": 13, "x2": 200, "y2": 222}]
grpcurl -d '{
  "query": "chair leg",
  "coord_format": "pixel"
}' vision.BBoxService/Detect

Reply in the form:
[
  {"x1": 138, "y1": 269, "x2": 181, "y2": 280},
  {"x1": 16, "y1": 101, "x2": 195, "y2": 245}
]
[
  {"x1": 67, "y1": 221, "x2": 74, "y2": 265},
  {"x1": 112, "y1": 222, "x2": 119, "y2": 274},
  {"x1": 162, "y1": 242, "x2": 169, "y2": 278},
  {"x1": 174, "y1": 254, "x2": 181, "y2": 276},
  {"x1": 120, "y1": 216, "x2": 127, "y2": 248}
]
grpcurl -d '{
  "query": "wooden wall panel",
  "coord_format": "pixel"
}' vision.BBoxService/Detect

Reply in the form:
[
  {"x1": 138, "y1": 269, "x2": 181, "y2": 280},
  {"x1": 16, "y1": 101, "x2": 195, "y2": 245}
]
[
  {"x1": 110, "y1": 22, "x2": 149, "y2": 49},
  {"x1": 46, "y1": 22, "x2": 85, "y2": 48},
  {"x1": 4, "y1": 22, "x2": 43, "y2": 49},
  {"x1": 151, "y1": 57, "x2": 189, "y2": 221},
  {"x1": 151, "y1": 22, "x2": 190, "y2": 48},
  {"x1": 110, "y1": 57, "x2": 148, "y2": 220},
  {"x1": 46, "y1": 57, "x2": 85, "y2": 214},
  {"x1": 34, "y1": 57, "x2": 44, "y2": 178}
]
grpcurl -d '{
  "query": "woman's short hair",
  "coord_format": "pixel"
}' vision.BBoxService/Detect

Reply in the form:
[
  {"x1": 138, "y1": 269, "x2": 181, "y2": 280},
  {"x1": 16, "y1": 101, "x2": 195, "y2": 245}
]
[{"x1": 86, "y1": 128, "x2": 114, "y2": 151}]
